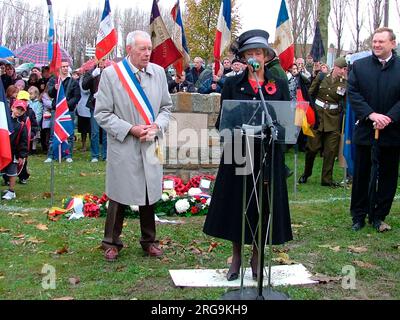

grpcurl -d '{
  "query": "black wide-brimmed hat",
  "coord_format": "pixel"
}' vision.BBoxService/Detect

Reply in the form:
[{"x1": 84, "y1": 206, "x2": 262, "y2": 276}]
[{"x1": 234, "y1": 29, "x2": 270, "y2": 55}]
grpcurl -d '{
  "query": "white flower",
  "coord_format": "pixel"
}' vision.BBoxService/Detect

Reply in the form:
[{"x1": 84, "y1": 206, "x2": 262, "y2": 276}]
[
  {"x1": 161, "y1": 193, "x2": 169, "y2": 202},
  {"x1": 130, "y1": 205, "x2": 139, "y2": 212},
  {"x1": 175, "y1": 199, "x2": 190, "y2": 213},
  {"x1": 188, "y1": 188, "x2": 202, "y2": 197},
  {"x1": 206, "y1": 198, "x2": 211, "y2": 206}
]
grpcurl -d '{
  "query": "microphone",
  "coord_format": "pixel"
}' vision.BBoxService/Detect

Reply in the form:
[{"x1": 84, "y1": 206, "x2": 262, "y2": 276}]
[{"x1": 247, "y1": 58, "x2": 261, "y2": 71}]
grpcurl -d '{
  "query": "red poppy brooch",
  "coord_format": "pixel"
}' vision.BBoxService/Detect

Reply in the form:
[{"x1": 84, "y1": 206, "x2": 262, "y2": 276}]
[{"x1": 265, "y1": 80, "x2": 277, "y2": 95}]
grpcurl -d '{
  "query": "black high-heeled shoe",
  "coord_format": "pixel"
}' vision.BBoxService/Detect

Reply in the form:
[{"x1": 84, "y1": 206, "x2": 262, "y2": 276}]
[{"x1": 226, "y1": 262, "x2": 241, "y2": 281}]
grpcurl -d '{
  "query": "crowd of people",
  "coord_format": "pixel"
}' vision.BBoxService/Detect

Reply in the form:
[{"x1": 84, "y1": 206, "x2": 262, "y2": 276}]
[{"x1": 1, "y1": 27, "x2": 399, "y2": 271}]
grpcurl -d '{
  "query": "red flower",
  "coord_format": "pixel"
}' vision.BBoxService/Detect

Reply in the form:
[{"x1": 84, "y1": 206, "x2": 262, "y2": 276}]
[
  {"x1": 265, "y1": 81, "x2": 277, "y2": 95},
  {"x1": 191, "y1": 206, "x2": 199, "y2": 214},
  {"x1": 201, "y1": 198, "x2": 207, "y2": 204},
  {"x1": 83, "y1": 202, "x2": 100, "y2": 218}
]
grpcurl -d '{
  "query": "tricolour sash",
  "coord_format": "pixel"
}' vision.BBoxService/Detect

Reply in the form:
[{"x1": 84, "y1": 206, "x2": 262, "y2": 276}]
[{"x1": 112, "y1": 59, "x2": 155, "y2": 125}]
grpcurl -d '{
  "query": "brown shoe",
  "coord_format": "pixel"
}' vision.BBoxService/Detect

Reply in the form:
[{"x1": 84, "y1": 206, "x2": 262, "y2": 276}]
[
  {"x1": 373, "y1": 220, "x2": 392, "y2": 232},
  {"x1": 144, "y1": 244, "x2": 163, "y2": 257},
  {"x1": 104, "y1": 247, "x2": 118, "y2": 262}
]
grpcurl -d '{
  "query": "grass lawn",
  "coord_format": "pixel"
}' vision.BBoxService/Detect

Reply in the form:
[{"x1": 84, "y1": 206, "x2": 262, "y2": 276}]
[{"x1": 0, "y1": 147, "x2": 399, "y2": 300}]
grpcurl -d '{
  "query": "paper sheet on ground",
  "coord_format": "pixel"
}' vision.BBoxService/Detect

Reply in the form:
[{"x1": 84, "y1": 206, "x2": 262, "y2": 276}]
[{"x1": 170, "y1": 264, "x2": 318, "y2": 287}]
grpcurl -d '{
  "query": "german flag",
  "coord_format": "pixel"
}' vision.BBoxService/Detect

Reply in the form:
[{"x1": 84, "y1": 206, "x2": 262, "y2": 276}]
[{"x1": 294, "y1": 88, "x2": 315, "y2": 137}]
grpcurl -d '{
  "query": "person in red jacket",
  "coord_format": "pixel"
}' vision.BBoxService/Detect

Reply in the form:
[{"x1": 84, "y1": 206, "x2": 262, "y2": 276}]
[{"x1": 1, "y1": 99, "x2": 28, "y2": 200}]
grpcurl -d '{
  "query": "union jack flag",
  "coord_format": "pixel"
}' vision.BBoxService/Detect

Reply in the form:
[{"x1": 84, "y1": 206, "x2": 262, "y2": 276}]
[{"x1": 52, "y1": 80, "x2": 73, "y2": 160}]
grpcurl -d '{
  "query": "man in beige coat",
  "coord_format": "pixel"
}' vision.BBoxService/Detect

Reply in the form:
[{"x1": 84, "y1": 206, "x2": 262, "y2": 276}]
[{"x1": 95, "y1": 30, "x2": 172, "y2": 261}]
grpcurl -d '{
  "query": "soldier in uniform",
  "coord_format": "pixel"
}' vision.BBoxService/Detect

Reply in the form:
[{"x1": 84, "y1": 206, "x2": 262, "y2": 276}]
[{"x1": 298, "y1": 57, "x2": 348, "y2": 187}]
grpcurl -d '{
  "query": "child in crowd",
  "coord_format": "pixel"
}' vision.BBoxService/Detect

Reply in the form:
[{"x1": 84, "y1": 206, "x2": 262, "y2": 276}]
[
  {"x1": 15, "y1": 79, "x2": 26, "y2": 91},
  {"x1": 15, "y1": 90, "x2": 38, "y2": 184},
  {"x1": 40, "y1": 84, "x2": 53, "y2": 153},
  {"x1": 28, "y1": 86, "x2": 43, "y2": 153},
  {"x1": 1, "y1": 100, "x2": 29, "y2": 200}
]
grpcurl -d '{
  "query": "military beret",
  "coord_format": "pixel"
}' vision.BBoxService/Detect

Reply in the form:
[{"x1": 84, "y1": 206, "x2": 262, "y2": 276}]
[
  {"x1": 334, "y1": 57, "x2": 347, "y2": 68},
  {"x1": 236, "y1": 29, "x2": 270, "y2": 54}
]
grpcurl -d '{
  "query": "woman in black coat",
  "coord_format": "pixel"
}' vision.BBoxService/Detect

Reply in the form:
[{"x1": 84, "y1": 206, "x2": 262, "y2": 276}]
[{"x1": 203, "y1": 29, "x2": 293, "y2": 281}]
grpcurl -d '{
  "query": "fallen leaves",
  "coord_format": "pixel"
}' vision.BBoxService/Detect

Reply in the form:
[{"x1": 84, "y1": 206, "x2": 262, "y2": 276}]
[
  {"x1": 348, "y1": 246, "x2": 368, "y2": 254},
  {"x1": 24, "y1": 219, "x2": 37, "y2": 225},
  {"x1": 207, "y1": 242, "x2": 218, "y2": 253},
  {"x1": 26, "y1": 237, "x2": 45, "y2": 244},
  {"x1": 55, "y1": 246, "x2": 69, "y2": 255},
  {"x1": 272, "y1": 252, "x2": 296, "y2": 265},
  {"x1": 79, "y1": 172, "x2": 87, "y2": 177},
  {"x1": 310, "y1": 273, "x2": 342, "y2": 284},
  {"x1": 8, "y1": 212, "x2": 28, "y2": 218},
  {"x1": 0, "y1": 227, "x2": 11, "y2": 233},
  {"x1": 52, "y1": 297, "x2": 74, "y2": 300},
  {"x1": 318, "y1": 244, "x2": 341, "y2": 252},
  {"x1": 42, "y1": 192, "x2": 52, "y2": 199},
  {"x1": 353, "y1": 260, "x2": 376, "y2": 269},
  {"x1": 11, "y1": 239, "x2": 25, "y2": 245},
  {"x1": 36, "y1": 224, "x2": 48, "y2": 231},
  {"x1": 68, "y1": 277, "x2": 80, "y2": 285}
]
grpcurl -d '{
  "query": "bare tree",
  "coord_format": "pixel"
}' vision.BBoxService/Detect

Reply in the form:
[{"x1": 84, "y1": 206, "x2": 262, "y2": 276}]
[
  {"x1": 395, "y1": 0, "x2": 400, "y2": 21},
  {"x1": 117, "y1": 7, "x2": 148, "y2": 57},
  {"x1": 288, "y1": 0, "x2": 317, "y2": 58},
  {"x1": 348, "y1": 0, "x2": 365, "y2": 52},
  {"x1": 330, "y1": 0, "x2": 348, "y2": 57},
  {"x1": 369, "y1": 0, "x2": 384, "y2": 33},
  {"x1": 0, "y1": 3, "x2": 10, "y2": 46}
]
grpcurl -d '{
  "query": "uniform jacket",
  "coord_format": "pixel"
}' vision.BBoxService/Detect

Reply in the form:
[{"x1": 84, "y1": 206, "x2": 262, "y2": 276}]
[
  {"x1": 348, "y1": 51, "x2": 400, "y2": 146},
  {"x1": 309, "y1": 72, "x2": 347, "y2": 132},
  {"x1": 94, "y1": 60, "x2": 172, "y2": 206}
]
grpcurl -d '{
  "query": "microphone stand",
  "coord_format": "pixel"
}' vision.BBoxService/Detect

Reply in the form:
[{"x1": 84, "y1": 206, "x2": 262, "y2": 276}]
[{"x1": 252, "y1": 68, "x2": 288, "y2": 300}]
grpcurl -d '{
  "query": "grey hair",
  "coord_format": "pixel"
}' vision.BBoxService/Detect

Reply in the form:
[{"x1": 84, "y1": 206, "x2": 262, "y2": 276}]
[{"x1": 126, "y1": 30, "x2": 151, "y2": 47}]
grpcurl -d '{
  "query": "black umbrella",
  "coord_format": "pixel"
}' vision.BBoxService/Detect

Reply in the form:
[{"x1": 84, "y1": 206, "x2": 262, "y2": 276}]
[{"x1": 368, "y1": 129, "x2": 380, "y2": 224}]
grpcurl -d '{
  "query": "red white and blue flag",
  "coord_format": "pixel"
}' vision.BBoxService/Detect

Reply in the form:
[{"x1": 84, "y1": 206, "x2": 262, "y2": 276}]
[
  {"x1": 52, "y1": 81, "x2": 73, "y2": 160},
  {"x1": 0, "y1": 81, "x2": 12, "y2": 170},
  {"x1": 46, "y1": 0, "x2": 55, "y2": 63},
  {"x1": 213, "y1": 0, "x2": 231, "y2": 75},
  {"x1": 274, "y1": 0, "x2": 294, "y2": 72},
  {"x1": 150, "y1": 0, "x2": 182, "y2": 69},
  {"x1": 171, "y1": 0, "x2": 190, "y2": 77},
  {"x1": 95, "y1": 0, "x2": 118, "y2": 61}
]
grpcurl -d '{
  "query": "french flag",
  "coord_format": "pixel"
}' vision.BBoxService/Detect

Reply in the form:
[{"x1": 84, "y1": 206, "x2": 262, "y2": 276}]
[
  {"x1": 95, "y1": 0, "x2": 118, "y2": 61},
  {"x1": 0, "y1": 81, "x2": 12, "y2": 170},
  {"x1": 52, "y1": 81, "x2": 73, "y2": 160},
  {"x1": 150, "y1": 0, "x2": 182, "y2": 69},
  {"x1": 213, "y1": 0, "x2": 231, "y2": 75},
  {"x1": 171, "y1": 0, "x2": 190, "y2": 77},
  {"x1": 274, "y1": 0, "x2": 294, "y2": 72}
]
